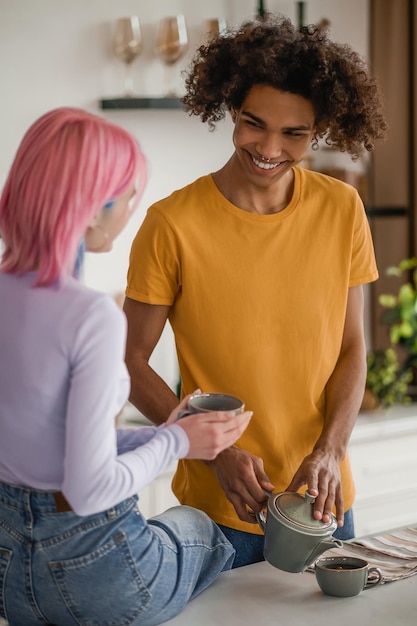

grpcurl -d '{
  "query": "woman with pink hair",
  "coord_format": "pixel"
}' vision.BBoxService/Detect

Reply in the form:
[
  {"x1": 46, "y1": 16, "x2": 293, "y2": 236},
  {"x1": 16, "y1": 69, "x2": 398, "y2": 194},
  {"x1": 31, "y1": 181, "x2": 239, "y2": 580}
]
[{"x1": 0, "y1": 107, "x2": 252, "y2": 626}]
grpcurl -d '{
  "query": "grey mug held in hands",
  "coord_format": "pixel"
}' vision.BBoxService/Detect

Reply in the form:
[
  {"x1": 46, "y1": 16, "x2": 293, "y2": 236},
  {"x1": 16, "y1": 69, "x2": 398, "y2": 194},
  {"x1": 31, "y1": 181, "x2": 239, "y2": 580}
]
[
  {"x1": 315, "y1": 556, "x2": 383, "y2": 597},
  {"x1": 176, "y1": 393, "x2": 245, "y2": 419}
]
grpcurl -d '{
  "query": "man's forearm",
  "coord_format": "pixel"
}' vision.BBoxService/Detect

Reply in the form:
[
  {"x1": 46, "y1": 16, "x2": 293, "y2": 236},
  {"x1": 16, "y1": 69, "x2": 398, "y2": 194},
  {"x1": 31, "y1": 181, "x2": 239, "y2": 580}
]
[
  {"x1": 315, "y1": 346, "x2": 366, "y2": 461},
  {"x1": 129, "y1": 362, "x2": 179, "y2": 425}
]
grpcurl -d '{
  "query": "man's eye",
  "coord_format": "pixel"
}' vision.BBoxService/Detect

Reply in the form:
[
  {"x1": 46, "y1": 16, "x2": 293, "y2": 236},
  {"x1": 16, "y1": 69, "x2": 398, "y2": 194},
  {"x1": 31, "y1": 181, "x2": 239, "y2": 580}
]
[{"x1": 286, "y1": 131, "x2": 307, "y2": 138}]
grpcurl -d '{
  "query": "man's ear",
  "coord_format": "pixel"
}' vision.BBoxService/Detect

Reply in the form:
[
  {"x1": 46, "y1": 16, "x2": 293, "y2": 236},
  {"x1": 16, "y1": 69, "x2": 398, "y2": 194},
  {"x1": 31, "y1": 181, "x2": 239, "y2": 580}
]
[{"x1": 230, "y1": 107, "x2": 237, "y2": 123}]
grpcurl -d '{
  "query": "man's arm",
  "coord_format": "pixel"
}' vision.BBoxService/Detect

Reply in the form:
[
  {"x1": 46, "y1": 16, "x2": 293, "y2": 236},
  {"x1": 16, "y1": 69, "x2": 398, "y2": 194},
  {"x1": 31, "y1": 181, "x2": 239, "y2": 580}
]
[
  {"x1": 123, "y1": 296, "x2": 274, "y2": 521},
  {"x1": 286, "y1": 284, "x2": 367, "y2": 526},
  {"x1": 123, "y1": 297, "x2": 178, "y2": 424}
]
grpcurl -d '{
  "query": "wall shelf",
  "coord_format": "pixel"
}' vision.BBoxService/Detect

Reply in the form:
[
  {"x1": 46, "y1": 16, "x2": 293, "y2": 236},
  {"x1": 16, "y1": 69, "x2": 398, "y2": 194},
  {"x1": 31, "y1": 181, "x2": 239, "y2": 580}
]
[{"x1": 100, "y1": 97, "x2": 183, "y2": 110}]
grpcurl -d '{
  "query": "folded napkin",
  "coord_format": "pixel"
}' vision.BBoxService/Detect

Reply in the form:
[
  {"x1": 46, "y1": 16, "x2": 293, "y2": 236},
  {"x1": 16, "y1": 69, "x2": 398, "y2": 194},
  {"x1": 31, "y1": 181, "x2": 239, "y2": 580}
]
[{"x1": 311, "y1": 526, "x2": 417, "y2": 583}]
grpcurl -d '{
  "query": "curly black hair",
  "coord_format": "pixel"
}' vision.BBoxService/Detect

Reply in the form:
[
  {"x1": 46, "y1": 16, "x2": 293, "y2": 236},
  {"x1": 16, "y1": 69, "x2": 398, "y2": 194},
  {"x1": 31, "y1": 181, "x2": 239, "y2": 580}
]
[{"x1": 182, "y1": 15, "x2": 387, "y2": 159}]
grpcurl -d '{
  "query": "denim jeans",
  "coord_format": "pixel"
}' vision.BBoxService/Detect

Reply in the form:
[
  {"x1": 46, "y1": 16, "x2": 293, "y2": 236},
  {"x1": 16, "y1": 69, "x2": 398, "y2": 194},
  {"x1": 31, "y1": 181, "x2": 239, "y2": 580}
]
[
  {"x1": 218, "y1": 508, "x2": 355, "y2": 569},
  {"x1": 0, "y1": 481, "x2": 235, "y2": 626}
]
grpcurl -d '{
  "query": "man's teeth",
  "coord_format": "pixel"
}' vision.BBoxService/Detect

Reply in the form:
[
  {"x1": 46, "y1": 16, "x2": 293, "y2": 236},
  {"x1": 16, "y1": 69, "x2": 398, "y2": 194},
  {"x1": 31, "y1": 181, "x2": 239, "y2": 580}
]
[{"x1": 252, "y1": 156, "x2": 280, "y2": 170}]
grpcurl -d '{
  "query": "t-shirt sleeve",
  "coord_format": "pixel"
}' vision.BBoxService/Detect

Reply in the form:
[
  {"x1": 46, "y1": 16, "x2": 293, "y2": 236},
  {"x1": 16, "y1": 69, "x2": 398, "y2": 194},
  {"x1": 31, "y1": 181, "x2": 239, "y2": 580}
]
[
  {"x1": 349, "y1": 192, "x2": 379, "y2": 287},
  {"x1": 126, "y1": 206, "x2": 181, "y2": 305}
]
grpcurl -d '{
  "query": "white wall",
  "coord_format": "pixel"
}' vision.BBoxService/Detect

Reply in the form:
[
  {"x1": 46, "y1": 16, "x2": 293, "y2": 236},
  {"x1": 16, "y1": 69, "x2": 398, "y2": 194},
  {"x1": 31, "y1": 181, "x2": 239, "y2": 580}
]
[{"x1": 0, "y1": 0, "x2": 369, "y2": 388}]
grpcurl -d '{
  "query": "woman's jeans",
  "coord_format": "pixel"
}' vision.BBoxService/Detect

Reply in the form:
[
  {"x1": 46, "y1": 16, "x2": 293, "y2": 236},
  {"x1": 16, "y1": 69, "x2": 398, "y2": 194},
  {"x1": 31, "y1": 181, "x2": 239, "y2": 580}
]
[
  {"x1": 0, "y1": 481, "x2": 235, "y2": 626},
  {"x1": 218, "y1": 508, "x2": 355, "y2": 569}
]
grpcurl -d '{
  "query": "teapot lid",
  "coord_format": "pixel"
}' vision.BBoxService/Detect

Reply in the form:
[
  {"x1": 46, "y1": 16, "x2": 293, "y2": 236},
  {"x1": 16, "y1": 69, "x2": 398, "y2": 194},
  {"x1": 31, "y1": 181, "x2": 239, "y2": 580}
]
[{"x1": 274, "y1": 491, "x2": 335, "y2": 531}]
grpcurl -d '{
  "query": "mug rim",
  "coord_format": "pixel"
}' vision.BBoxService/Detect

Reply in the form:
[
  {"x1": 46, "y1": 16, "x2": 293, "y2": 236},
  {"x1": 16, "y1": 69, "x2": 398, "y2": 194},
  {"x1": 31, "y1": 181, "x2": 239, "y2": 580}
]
[
  {"x1": 189, "y1": 392, "x2": 243, "y2": 409},
  {"x1": 315, "y1": 556, "x2": 368, "y2": 572}
]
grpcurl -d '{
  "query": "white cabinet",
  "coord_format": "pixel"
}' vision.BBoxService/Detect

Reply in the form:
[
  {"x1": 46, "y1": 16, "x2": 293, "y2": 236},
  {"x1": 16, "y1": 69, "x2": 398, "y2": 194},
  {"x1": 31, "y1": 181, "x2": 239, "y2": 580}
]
[
  {"x1": 349, "y1": 405, "x2": 417, "y2": 536},
  {"x1": 137, "y1": 466, "x2": 179, "y2": 519}
]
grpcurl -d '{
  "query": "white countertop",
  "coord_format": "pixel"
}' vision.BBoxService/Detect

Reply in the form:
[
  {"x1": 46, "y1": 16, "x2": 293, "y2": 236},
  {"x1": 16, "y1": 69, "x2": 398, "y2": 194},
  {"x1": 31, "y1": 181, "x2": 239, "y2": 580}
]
[
  {"x1": 351, "y1": 403, "x2": 417, "y2": 443},
  {"x1": 165, "y1": 558, "x2": 416, "y2": 625},
  {"x1": 121, "y1": 400, "x2": 417, "y2": 436}
]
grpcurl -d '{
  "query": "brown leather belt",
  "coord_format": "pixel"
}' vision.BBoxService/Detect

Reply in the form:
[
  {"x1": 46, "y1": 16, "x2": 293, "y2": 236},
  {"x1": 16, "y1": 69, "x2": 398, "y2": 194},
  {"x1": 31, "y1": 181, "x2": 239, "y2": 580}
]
[{"x1": 53, "y1": 491, "x2": 72, "y2": 512}]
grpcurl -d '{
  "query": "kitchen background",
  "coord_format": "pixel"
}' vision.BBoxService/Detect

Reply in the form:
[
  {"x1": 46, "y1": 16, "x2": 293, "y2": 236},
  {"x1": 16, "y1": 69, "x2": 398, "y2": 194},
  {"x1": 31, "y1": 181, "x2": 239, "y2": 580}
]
[
  {"x1": 0, "y1": 0, "x2": 376, "y2": 390},
  {"x1": 3, "y1": 0, "x2": 417, "y2": 534}
]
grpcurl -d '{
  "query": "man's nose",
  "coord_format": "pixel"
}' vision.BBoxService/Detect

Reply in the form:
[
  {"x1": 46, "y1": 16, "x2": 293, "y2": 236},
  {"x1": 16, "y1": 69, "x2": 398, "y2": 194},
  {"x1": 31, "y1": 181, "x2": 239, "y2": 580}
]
[{"x1": 257, "y1": 135, "x2": 283, "y2": 160}]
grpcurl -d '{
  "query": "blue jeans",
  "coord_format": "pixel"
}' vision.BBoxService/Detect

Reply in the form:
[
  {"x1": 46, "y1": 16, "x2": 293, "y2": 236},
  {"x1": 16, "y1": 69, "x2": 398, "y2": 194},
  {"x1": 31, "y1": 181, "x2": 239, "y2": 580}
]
[
  {"x1": 218, "y1": 508, "x2": 355, "y2": 569},
  {"x1": 0, "y1": 481, "x2": 235, "y2": 626}
]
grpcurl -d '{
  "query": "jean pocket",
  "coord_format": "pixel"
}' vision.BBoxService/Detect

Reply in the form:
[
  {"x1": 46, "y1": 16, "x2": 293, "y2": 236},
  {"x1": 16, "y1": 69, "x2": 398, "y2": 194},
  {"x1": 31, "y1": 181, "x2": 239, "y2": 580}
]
[
  {"x1": 50, "y1": 532, "x2": 150, "y2": 625},
  {"x1": 0, "y1": 547, "x2": 12, "y2": 620}
]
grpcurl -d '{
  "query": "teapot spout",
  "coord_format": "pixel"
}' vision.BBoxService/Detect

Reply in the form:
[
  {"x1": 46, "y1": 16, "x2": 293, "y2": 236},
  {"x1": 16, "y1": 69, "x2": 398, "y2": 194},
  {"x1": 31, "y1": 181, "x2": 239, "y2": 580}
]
[{"x1": 308, "y1": 537, "x2": 343, "y2": 566}]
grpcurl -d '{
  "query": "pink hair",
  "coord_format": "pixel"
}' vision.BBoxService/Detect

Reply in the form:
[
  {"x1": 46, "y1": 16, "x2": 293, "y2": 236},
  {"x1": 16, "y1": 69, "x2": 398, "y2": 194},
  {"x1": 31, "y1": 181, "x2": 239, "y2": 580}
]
[{"x1": 0, "y1": 107, "x2": 147, "y2": 286}]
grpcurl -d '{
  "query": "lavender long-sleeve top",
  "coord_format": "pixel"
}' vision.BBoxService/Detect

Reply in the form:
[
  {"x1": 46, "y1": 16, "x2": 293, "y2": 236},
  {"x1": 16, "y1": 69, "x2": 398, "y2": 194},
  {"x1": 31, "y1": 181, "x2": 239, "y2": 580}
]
[{"x1": 0, "y1": 271, "x2": 188, "y2": 515}]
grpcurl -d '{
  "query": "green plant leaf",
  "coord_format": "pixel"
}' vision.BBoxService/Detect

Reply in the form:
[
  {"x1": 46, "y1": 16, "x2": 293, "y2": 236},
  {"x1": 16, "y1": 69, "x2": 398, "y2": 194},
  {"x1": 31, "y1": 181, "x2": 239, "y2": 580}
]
[
  {"x1": 386, "y1": 266, "x2": 402, "y2": 277},
  {"x1": 398, "y1": 257, "x2": 417, "y2": 272},
  {"x1": 398, "y1": 283, "x2": 416, "y2": 304},
  {"x1": 379, "y1": 294, "x2": 397, "y2": 307},
  {"x1": 390, "y1": 325, "x2": 403, "y2": 343},
  {"x1": 399, "y1": 320, "x2": 414, "y2": 338}
]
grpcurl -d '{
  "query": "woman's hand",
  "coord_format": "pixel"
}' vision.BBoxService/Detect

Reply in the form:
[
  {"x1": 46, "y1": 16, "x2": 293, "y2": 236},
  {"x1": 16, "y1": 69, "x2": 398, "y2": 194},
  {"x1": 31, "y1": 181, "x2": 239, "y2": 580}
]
[
  {"x1": 167, "y1": 392, "x2": 253, "y2": 461},
  {"x1": 166, "y1": 391, "x2": 201, "y2": 425}
]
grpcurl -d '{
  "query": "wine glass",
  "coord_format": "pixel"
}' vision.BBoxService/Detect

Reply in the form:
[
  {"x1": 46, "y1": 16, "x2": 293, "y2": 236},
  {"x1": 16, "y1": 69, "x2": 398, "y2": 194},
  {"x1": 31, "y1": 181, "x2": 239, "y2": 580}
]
[
  {"x1": 201, "y1": 18, "x2": 227, "y2": 45},
  {"x1": 113, "y1": 16, "x2": 143, "y2": 97},
  {"x1": 156, "y1": 15, "x2": 189, "y2": 97}
]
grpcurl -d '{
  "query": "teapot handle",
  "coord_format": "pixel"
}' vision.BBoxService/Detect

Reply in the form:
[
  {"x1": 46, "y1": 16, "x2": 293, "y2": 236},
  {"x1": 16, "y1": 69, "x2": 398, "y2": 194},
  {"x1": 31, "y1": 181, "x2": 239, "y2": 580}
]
[
  {"x1": 255, "y1": 489, "x2": 273, "y2": 532},
  {"x1": 256, "y1": 509, "x2": 267, "y2": 532}
]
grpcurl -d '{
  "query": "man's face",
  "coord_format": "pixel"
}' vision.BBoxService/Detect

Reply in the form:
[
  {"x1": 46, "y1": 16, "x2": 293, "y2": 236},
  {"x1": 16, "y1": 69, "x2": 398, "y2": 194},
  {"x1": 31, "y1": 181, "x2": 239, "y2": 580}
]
[{"x1": 232, "y1": 85, "x2": 315, "y2": 188}]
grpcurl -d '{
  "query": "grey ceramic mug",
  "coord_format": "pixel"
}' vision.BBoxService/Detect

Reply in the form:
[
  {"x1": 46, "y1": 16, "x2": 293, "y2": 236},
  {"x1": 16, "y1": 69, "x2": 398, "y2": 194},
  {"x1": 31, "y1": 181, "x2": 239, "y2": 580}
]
[
  {"x1": 315, "y1": 556, "x2": 383, "y2": 597},
  {"x1": 176, "y1": 393, "x2": 245, "y2": 418}
]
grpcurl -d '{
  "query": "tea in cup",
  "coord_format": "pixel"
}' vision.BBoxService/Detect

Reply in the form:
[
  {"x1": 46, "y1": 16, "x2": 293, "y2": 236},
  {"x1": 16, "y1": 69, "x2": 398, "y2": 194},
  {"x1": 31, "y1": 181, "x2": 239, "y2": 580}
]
[
  {"x1": 177, "y1": 393, "x2": 244, "y2": 418},
  {"x1": 315, "y1": 556, "x2": 382, "y2": 597}
]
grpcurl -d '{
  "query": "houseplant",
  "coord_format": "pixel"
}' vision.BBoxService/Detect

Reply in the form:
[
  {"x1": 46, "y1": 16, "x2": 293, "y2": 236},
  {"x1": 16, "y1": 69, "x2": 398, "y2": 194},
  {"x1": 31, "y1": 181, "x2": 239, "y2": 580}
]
[
  {"x1": 363, "y1": 257, "x2": 417, "y2": 408},
  {"x1": 363, "y1": 348, "x2": 412, "y2": 409},
  {"x1": 378, "y1": 257, "x2": 417, "y2": 371}
]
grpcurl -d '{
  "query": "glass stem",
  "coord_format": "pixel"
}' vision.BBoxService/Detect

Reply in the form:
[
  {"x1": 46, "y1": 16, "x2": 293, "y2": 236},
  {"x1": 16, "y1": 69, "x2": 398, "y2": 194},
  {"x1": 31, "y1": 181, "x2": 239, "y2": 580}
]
[
  {"x1": 164, "y1": 64, "x2": 177, "y2": 97},
  {"x1": 124, "y1": 63, "x2": 134, "y2": 97}
]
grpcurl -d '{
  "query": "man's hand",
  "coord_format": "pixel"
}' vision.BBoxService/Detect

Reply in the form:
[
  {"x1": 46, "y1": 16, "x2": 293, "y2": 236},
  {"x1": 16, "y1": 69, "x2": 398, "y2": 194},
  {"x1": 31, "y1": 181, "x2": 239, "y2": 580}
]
[
  {"x1": 286, "y1": 448, "x2": 344, "y2": 528},
  {"x1": 206, "y1": 446, "x2": 275, "y2": 523}
]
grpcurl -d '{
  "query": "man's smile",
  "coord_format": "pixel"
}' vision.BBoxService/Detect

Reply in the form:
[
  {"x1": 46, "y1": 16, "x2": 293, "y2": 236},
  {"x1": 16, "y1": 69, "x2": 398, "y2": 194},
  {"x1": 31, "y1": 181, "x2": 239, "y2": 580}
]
[{"x1": 251, "y1": 154, "x2": 284, "y2": 170}]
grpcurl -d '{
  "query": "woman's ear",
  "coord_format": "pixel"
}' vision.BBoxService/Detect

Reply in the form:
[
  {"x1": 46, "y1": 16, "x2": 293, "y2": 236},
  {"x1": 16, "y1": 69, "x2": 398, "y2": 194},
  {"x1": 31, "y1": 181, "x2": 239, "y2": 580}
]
[
  {"x1": 85, "y1": 223, "x2": 109, "y2": 252},
  {"x1": 230, "y1": 107, "x2": 237, "y2": 123},
  {"x1": 87, "y1": 212, "x2": 100, "y2": 229},
  {"x1": 84, "y1": 209, "x2": 108, "y2": 252}
]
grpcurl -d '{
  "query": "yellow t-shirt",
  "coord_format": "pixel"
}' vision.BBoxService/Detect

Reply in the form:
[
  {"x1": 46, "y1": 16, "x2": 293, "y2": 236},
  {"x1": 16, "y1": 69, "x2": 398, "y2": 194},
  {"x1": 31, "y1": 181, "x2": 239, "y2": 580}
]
[{"x1": 126, "y1": 167, "x2": 379, "y2": 533}]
